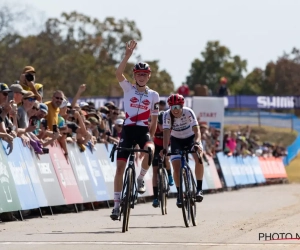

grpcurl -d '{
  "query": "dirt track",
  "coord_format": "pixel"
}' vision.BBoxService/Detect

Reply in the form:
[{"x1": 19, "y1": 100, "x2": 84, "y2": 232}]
[{"x1": 1, "y1": 183, "x2": 300, "y2": 250}]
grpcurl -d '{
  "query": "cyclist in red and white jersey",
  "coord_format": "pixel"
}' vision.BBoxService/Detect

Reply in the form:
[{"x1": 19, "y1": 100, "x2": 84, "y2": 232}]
[
  {"x1": 111, "y1": 40, "x2": 159, "y2": 220},
  {"x1": 160, "y1": 94, "x2": 204, "y2": 208}
]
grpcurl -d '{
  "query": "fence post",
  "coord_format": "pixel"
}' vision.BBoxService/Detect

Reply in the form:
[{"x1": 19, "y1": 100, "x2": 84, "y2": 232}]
[{"x1": 258, "y1": 109, "x2": 261, "y2": 127}]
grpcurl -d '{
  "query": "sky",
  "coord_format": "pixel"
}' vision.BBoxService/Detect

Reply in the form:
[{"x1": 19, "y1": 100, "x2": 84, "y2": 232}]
[{"x1": 9, "y1": 0, "x2": 300, "y2": 89}]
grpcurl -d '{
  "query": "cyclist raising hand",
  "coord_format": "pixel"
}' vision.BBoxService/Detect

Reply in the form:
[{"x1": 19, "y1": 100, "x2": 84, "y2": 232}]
[
  {"x1": 160, "y1": 94, "x2": 204, "y2": 208},
  {"x1": 111, "y1": 40, "x2": 160, "y2": 220}
]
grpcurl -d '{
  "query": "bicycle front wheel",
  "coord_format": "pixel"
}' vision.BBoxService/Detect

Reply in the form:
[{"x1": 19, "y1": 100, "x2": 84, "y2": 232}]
[
  {"x1": 158, "y1": 168, "x2": 168, "y2": 215},
  {"x1": 180, "y1": 167, "x2": 191, "y2": 227},
  {"x1": 122, "y1": 167, "x2": 133, "y2": 233},
  {"x1": 190, "y1": 170, "x2": 197, "y2": 226}
]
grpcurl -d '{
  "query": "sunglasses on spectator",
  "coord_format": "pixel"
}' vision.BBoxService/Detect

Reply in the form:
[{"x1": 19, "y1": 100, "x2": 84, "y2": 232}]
[
  {"x1": 32, "y1": 106, "x2": 39, "y2": 111},
  {"x1": 171, "y1": 105, "x2": 182, "y2": 110},
  {"x1": 25, "y1": 97, "x2": 36, "y2": 102},
  {"x1": 55, "y1": 96, "x2": 63, "y2": 101},
  {"x1": 1, "y1": 92, "x2": 8, "y2": 96},
  {"x1": 113, "y1": 112, "x2": 119, "y2": 115},
  {"x1": 116, "y1": 125, "x2": 123, "y2": 128}
]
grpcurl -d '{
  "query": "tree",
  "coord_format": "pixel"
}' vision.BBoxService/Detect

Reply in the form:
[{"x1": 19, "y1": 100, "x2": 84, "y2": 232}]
[
  {"x1": 0, "y1": 11, "x2": 175, "y2": 99},
  {"x1": 186, "y1": 41, "x2": 247, "y2": 95}
]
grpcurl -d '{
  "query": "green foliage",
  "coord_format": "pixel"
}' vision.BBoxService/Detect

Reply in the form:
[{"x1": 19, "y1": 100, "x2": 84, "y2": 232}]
[
  {"x1": 186, "y1": 41, "x2": 247, "y2": 94},
  {"x1": 0, "y1": 11, "x2": 175, "y2": 99}
]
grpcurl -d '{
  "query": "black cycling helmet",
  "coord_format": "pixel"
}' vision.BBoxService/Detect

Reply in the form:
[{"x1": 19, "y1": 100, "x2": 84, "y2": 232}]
[{"x1": 133, "y1": 62, "x2": 151, "y2": 74}]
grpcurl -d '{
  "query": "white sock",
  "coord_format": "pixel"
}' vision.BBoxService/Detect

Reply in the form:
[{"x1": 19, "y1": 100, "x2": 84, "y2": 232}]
[
  {"x1": 113, "y1": 192, "x2": 121, "y2": 209},
  {"x1": 138, "y1": 168, "x2": 148, "y2": 180}
]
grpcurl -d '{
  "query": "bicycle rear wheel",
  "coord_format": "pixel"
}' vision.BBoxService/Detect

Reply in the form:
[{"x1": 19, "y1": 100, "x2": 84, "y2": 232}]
[
  {"x1": 189, "y1": 169, "x2": 197, "y2": 226},
  {"x1": 122, "y1": 168, "x2": 133, "y2": 233},
  {"x1": 180, "y1": 167, "x2": 191, "y2": 227},
  {"x1": 158, "y1": 168, "x2": 168, "y2": 215}
]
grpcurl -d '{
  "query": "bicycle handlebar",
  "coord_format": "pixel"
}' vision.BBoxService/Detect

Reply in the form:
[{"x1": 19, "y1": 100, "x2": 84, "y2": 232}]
[
  {"x1": 110, "y1": 144, "x2": 153, "y2": 166},
  {"x1": 165, "y1": 149, "x2": 203, "y2": 164}
]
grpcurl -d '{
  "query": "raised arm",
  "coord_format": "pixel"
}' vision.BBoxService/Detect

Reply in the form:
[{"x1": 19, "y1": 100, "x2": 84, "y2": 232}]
[{"x1": 116, "y1": 40, "x2": 137, "y2": 82}]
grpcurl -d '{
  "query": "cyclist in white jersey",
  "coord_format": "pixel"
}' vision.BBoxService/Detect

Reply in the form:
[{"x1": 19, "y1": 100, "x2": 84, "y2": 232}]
[
  {"x1": 160, "y1": 94, "x2": 204, "y2": 208},
  {"x1": 111, "y1": 40, "x2": 160, "y2": 220}
]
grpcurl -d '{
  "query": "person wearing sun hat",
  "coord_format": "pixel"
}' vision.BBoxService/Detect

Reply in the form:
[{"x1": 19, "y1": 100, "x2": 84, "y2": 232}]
[
  {"x1": 10, "y1": 83, "x2": 28, "y2": 105},
  {"x1": 17, "y1": 66, "x2": 42, "y2": 102},
  {"x1": 17, "y1": 91, "x2": 38, "y2": 129}
]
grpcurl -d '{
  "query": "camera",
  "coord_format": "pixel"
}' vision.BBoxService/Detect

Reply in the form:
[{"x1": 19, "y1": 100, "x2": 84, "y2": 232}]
[
  {"x1": 30, "y1": 116, "x2": 38, "y2": 126},
  {"x1": 41, "y1": 119, "x2": 48, "y2": 129},
  {"x1": 53, "y1": 124, "x2": 58, "y2": 133},
  {"x1": 42, "y1": 148, "x2": 49, "y2": 154},
  {"x1": 67, "y1": 109, "x2": 75, "y2": 115},
  {"x1": 25, "y1": 73, "x2": 34, "y2": 82}
]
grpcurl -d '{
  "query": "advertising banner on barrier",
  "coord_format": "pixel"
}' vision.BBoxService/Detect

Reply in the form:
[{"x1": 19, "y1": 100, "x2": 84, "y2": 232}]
[
  {"x1": 96, "y1": 144, "x2": 116, "y2": 200},
  {"x1": 83, "y1": 146, "x2": 110, "y2": 201},
  {"x1": 69, "y1": 144, "x2": 108, "y2": 201},
  {"x1": 206, "y1": 156, "x2": 222, "y2": 189},
  {"x1": 259, "y1": 157, "x2": 287, "y2": 179},
  {"x1": 216, "y1": 153, "x2": 235, "y2": 187},
  {"x1": 2, "y1": 140, "x2": 39, "y2": 210},
  {"x1": 49, "y1": 144, "x2": 83, "y2": 204},
  {"x1": 33, "y1": 150, "x2": 66, "y2": 206},
  {"x1": 18, "y1": 140, "x2": 48, "y2": 207},
  {"x1": 192, "y1": 97, "x2": 224, "y2": 150},
  {"x1": 67, "y1": 144, "x2": 97, "y2": 203},
  {"x1": 0, "y1": 140, "x2": 21, "y2": 213},
  {"x1": 203, "y1": 158, "x2": 215, "y2": 190},
  {"x1": 247, "y1": 157, "x2": 266, "y2": 183}
]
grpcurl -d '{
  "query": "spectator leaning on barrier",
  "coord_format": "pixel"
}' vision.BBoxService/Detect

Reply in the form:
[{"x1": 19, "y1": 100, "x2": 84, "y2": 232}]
[
  {"x1": 0, "y1": 84, "x2": 16, "y2": 153},
  {"x1": 44, "y1": 90, "x2": 64, "y2": 131},
  {"x1": 10, "y1": 84, "x2": 28, "y2": 105}
]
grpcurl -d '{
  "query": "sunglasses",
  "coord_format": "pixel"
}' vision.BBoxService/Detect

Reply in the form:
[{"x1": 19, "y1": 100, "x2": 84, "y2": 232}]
[
  {"x1": 136, "y1": 73, "x2": 148, "y2": 77},
  {"x1": 32, "y1": 106, "x2": 39, "y2": 111},
  {"x1": 55, "y1": 96, "x2": 63, "y2": 101},
  {"x1": 116, "y1": 125, "x2": 123, "y2": 128},
  {"x1": 171, "y1": 105, "x2": 183, "y2": 110},
  {"x1": 25, "y1": 97, "x2": 36, "y2": 102},
  {"x1": 1, "y1": 92, "x2": 8, "y2": 96},
  {"x1": 113, "y1": 112, "x2": 119, "y2": 115}
]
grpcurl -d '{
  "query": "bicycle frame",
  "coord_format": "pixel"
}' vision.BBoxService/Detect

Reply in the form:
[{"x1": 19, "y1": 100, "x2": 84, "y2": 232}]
[{"x1": 121, "y1": 152, "x2": 138, "y2": 212}]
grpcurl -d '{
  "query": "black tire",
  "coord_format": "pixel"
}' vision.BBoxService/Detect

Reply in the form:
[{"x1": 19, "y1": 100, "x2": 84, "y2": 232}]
[
  {"x1": 122, "y1": 168, "x2": 133, "y2": 233},
  {"x1": 180, "y1": 167, "x2": 191, "y2": 227},
  {"x1": 190, "y1": 170, "x2": 197, "y2": 226},
  {"x1": 158, "y1": 168, "x2": 167, "y2": 215}
]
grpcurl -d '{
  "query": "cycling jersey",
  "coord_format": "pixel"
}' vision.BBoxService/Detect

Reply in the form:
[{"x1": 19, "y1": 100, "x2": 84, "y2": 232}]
[
  {"x1": 162, "y1": 107, "x2": 198, "y2": 139},
  {"x1": 120, "y1": 80, "x2": 159, "y2": 126},
  {"x1": 153, "y1": 111, "x2": 164, "y2": 146}
]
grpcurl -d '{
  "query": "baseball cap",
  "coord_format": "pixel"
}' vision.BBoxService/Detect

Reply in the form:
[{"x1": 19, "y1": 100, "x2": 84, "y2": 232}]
[
  {"x1": 104, "y1": 101, "x2": 116, "y2": 108},
  {"x1": 10, "y1": 84, "x2": 28, "y2": 94},
  {"x1": 22, "y1": 91, "x2": 37, "y2": 99},
  {"x1": 115, "y1": 118, "x2": 124, "y2": 125},
  {"x1": 88, "y1": 117, "x2": 98, "y2": 124},
  {"x1": 60, "y1": 99, "x2": 71, "y2": 108},
  {"x1": 39, "y1": 103, "x2": 48, "y2": 115},
  {"x1": 79, "y1": 101, "x2": 89, "y2": 108},
  {"x1": 0, "y1": 83, "x2": 11, "y2": 92},
  {"x1": 23, "y1": 66, "x2": 36, "y2": 74},
  {"x1": 86, "y1": 111, "x2": 100, "y2": 121}
]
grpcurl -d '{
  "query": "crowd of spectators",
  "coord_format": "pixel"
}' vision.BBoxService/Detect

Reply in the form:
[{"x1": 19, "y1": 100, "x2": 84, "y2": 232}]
[
  {"x1": 198, "y1": 123, "x2": 287, "y2": 158},
  {"x1": 0, "y1": 65, "x2": 128, "y2": 222},
  {"x1": 0, "y1": 66, "x2": 287, "y2": 221},
  {"x1": 0, "y1": 66, "x2": 128, "y2": 159}
]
